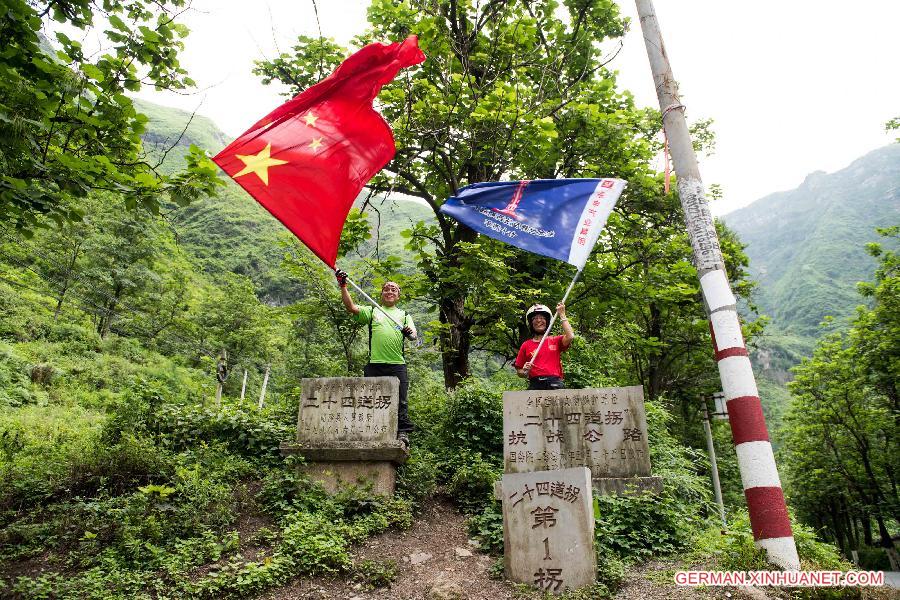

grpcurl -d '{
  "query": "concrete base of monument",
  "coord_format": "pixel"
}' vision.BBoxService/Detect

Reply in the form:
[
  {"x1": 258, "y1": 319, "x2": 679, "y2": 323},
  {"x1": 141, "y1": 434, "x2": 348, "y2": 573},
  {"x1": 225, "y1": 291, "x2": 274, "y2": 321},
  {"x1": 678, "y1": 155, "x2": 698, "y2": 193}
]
[
  {"x1": 593, "y1": 476, "x2": 663, "y2": 496},
  {"x1": 302, "y1": 461, "x2": 398, "y2": 495},
  {"x1": 279, "y1": 441, "x2": 409, "y2": 496}
]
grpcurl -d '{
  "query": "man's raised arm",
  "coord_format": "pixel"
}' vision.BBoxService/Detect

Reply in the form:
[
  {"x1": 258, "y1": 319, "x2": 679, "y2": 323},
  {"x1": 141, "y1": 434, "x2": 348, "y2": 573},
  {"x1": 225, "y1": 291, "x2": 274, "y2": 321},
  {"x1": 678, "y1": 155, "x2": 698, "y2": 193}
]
[{"x1": 336, "y1": 270, "x2": 360, "y2": 315}]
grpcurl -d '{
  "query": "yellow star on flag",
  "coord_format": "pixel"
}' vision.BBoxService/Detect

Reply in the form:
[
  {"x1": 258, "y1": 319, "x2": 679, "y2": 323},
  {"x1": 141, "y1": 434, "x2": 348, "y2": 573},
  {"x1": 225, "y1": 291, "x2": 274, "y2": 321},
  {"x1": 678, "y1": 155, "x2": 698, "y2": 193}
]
[
  {"x1": 309, "y1": 137, "x2": 324, "y2": 151},
  {"x1": 303, "y1": 113, "x2": 319, "y2": 126},
  {"x1": 233, "y1": 143, "x2": 288, "y2": 186}
]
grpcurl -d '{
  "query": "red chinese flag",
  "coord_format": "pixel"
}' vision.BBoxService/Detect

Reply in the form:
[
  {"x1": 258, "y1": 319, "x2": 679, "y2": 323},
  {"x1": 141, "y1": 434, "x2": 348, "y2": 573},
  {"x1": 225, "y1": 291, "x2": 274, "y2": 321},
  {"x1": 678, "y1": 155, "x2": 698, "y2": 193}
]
[{"x1": 212, "y1": 36, "x2": 425, "y2": 267}]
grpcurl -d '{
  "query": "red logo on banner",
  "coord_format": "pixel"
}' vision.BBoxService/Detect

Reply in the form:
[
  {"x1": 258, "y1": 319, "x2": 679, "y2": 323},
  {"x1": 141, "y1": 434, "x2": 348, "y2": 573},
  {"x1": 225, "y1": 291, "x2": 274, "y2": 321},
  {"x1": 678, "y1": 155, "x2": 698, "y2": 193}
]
[{"x1": 494, "y1": 180, "x2": 531, "y2": 219}]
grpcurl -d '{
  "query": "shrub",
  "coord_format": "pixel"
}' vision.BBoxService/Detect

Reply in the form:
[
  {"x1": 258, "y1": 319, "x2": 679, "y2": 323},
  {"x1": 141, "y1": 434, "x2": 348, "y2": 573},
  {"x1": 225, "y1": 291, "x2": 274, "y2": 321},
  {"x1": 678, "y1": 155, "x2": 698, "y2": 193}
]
[
  {"x1": 100, "y1": 381, "x2": 167, "y2": 444},
  {"x1": 467, "y1": 500, "x2": 504, "y2": 554},
  {"x1": 0, "y1": 343, "x2": 37, "y2": 406},
  {"x1": 441, "y1": 378, "x2": 504, "y2": 458},
  {"x1": 68, "y1": 433, "x2": 174, "y2": 497},
  {"x1": 0, "y1": 404, "x2": 104, "y2": 510},
  {"x1": 257, "y1": 456, "x2": 329, "y2": 519},
  {"x1": 153, "y1": 404, "x2": 292, "y2": 465},
  {"x1": 326, "y1": 488, "x2": 414, "y2": 541},
  {"x1": 406, "y1": 368, "x2": 448, "y2": 451},
  {"x1": 185, "y1": 511, "x2": 353, "y2": 599},
  {"x1": 395, "y1": 447, "x2": 438, "y2": 508},
  {"x1": 588, "y1": 401, "x2": 711, "y2": 563},
  {"x1": 855, "y1": 546, "x2": 892, "y2": 571},
  {"x1": 446, "y1": 451, "x2": 501, "y2": 514},
  {"x1": 594, "y1": 554, "x2": 626, "y2": 597},
  {"x1": 593, "y1": 489, "x2": 703, "y2": 561},
  {"x1": 354, "y1": 558, "x2": 399, "y2": 589},
  {"x1": 697, "y1": 510, "x2": 858, "y2": 599}
]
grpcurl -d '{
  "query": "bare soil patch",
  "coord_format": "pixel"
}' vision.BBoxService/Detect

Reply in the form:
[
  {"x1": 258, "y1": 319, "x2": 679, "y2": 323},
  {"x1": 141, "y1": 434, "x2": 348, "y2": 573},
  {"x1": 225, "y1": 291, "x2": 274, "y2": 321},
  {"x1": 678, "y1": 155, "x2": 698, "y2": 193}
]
[{"x1": 260, "y1": 497, "x2": 536, "y2": 600}]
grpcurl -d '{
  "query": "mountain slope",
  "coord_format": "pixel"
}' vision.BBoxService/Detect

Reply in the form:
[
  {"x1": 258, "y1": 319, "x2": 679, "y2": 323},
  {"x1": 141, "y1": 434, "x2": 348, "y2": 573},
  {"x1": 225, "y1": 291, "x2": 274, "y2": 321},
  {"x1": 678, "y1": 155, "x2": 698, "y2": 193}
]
[
  {"x1": 723, "y1": 144, "x2": 900, "y2": 338},
  {"x1": 136, "y1": 99, "x2": 435, "y2": 303}
]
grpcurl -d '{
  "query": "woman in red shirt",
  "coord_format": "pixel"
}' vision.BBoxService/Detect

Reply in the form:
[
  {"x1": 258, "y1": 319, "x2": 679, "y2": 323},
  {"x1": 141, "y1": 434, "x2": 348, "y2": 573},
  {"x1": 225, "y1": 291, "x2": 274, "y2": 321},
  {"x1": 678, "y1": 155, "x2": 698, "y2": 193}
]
[{"x1": 514, "y1": 302, "x2": 575, "y2": 390}]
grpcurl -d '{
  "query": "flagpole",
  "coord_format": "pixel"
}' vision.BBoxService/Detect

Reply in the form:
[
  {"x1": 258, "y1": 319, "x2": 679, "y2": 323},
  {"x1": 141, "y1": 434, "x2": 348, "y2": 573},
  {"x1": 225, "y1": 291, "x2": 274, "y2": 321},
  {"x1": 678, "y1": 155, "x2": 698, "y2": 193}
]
[
  {"x1": 529, "y1": 267, "x2": 583, "y2": 365},
  {"x1": 342, "y1": 273, "x2": 404, "y2": 329}
]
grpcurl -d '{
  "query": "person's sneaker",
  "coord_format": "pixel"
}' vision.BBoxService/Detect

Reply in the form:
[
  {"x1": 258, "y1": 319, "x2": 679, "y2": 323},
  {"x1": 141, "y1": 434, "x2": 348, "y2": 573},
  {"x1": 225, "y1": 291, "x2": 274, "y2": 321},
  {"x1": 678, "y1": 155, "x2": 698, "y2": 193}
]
[{"x1": 398, "y1": 433, "x2": 410, "y2": 452}]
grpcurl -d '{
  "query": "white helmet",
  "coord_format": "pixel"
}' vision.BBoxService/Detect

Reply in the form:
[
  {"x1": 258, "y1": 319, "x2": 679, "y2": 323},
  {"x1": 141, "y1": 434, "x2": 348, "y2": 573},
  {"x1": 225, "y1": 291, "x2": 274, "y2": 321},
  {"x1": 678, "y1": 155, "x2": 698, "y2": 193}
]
[{"x1": 525, "y1": 304, "x2": 552, "y2": 333}]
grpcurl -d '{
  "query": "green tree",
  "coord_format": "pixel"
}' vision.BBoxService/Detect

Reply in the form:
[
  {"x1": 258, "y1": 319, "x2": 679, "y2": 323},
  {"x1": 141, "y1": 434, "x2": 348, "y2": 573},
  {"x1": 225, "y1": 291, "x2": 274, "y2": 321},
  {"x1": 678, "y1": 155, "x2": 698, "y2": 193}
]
[
  {"x1": 255, "y1": 0, "x2": 659, "y2": 387},
  {"x1": 887, "y1": 116, "x2": 899, "y2": 141},
  {"x1": 193, "y1": 273, "x2": 283, "y2": 378},
  {"x1": 855, "y1": 227, "x2": 900, "y2": 411},
  {"x1": 79, "y1": 197, "x2": 166, "y2": 338},
  {"x1": 121, "y1": 233, "x2": 197, "y2": 349},
  {"x1": 780, "y1": 228, "x2": 899, "y2": 562},
  {"x1": 0, "y1": 0, "x2": 220, "y2": 233}
]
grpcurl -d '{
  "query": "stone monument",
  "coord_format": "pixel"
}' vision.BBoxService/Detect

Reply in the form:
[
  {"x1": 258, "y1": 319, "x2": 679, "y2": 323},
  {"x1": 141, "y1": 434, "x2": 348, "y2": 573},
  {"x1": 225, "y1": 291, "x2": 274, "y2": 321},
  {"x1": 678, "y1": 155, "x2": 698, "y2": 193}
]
[
  {"x1": 503, "y1": 386, "x2": 662, "y2": 495},
  {"x1": 501, "y1": 467, "x2": 596, "y2": 594},
  {"x1": 280, "y1": 376, "x2": 407, "y2": 494}
]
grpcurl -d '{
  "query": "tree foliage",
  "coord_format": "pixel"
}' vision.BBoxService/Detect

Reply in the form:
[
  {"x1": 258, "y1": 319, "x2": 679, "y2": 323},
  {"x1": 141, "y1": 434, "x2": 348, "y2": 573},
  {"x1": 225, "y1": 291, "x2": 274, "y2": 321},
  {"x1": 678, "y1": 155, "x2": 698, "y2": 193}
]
[
  {"x1": 0, "y1": 0, "x2": 221, "y2": 233},
  {"x1": 780, "y1": 228, "x2": 899, "y2": 560},
  {"x1": 254, "y1": 0, "x2": 749, "y2": 395}
]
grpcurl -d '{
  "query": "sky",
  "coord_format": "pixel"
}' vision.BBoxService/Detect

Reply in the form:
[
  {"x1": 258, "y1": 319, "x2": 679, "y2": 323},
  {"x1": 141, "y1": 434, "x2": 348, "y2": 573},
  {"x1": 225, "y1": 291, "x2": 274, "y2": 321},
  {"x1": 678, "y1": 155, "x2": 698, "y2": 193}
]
[{"x1": 134, "y1": 0, "x2": 899, "y2": 216}]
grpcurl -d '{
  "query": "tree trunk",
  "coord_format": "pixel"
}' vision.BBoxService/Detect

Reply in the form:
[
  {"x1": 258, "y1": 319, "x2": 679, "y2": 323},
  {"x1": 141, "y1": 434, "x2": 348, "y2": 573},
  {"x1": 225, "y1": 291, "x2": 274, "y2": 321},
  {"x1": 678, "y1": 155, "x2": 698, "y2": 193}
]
[
  {"x1": 862, "y1": 513, "x2": 873, "y2": 546},
  {"x1": 97, "y1": 284, "x2": 123, "y2": 339},
  {"x1": 875, "y1": 515, "x2": 895, "y2": 550},
  {"x1": 847, "y1": 507, "x2": 859, "y2": 550},
  {"x1": 829, "y1": 500, "x2": 846, "y2": 554},
  {"x1": 645, "y1": 301, "x2": 663, "y2": 402},
  {"x1": 53, "y1": 282, "x2": 69, "y2": 320},
  {"x1": 54, "y1": 240, "x2": 82, "y2": 320},
  {"x1": 440, "y1": 295, "x2": 470, "y2": 389},
  {"x1": 434, "y1": 222, "x2": 477, "y2": 390}
]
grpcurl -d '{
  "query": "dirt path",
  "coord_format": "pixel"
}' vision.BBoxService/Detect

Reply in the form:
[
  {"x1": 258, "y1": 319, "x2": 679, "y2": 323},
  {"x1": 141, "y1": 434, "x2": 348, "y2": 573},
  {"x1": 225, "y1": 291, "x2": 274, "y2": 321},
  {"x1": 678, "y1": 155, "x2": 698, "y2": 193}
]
[
  {"x1": 261, "y1": 498, "x2": 535, "y2": 600},
  {"x1": 261, "y1": 499, "x2": 899, "y2": 600}
]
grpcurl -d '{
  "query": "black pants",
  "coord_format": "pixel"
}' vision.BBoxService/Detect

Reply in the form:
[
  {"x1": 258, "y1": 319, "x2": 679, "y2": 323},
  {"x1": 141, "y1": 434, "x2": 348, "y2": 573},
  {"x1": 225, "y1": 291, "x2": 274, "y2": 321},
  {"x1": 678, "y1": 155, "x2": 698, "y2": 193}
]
[
  {"x1": 528, "y1": 376, "x2": 564, "y2": 390},
  {"x1": 364, "y1": 363, "x2": 412, "y2": 434}
]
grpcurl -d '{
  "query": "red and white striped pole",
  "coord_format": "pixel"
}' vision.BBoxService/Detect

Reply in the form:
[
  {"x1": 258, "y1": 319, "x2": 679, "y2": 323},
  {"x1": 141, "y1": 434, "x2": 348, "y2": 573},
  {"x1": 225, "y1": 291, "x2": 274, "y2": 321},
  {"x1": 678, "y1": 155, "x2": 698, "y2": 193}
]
[{"x1": 635, "y1": 0, "x2": 800, "y2": 570}]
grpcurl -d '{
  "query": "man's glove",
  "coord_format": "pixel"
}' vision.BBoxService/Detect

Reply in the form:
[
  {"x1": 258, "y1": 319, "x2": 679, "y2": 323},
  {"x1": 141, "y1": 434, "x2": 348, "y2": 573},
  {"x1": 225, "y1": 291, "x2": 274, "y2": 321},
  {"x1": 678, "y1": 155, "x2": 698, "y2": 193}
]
[
  {"x1": 335, "y1": 269, "x2": 348, "y2": 287},
  {"x1": 401, "y1": 326, "x2": 415, "y2": 340}
]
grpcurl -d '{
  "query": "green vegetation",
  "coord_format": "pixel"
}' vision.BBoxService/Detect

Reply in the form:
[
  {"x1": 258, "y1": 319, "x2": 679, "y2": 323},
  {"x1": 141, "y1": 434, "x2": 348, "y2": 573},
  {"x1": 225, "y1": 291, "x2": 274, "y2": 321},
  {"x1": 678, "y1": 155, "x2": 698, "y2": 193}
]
[
  {"x1": 724, "y1": 145, "x2": 900, "y2": 339},
  {"x1": 0, "y1": 0, "x2": 220, "y2": 233},
  {"x1": 779, "y1": 228, "x2": 899, "y2": 561},
  {"x1": 723, "y1": 144, "x2": 900, "y2": 416},
  {"x1": 2, "y1": 0, "x2": 895, "y2": 596},
  {"x1": 256, "y1": 0, "x2": 737, "y2": 393}
]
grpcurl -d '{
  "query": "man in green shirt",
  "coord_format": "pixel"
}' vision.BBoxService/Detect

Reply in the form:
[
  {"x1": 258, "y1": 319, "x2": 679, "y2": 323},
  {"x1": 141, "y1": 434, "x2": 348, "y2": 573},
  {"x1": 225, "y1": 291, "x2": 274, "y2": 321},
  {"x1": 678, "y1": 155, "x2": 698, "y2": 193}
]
[{"x1": 336, "y1": 271, "x2": 417, "y2": 448}]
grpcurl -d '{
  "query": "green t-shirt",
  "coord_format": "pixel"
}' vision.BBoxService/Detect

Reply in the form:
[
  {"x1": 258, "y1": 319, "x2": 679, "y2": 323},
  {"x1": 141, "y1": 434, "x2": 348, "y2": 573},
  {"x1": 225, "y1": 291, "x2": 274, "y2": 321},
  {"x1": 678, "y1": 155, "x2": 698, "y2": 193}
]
[{"x1": 355, "y1": 306, "x2": 415, "y2": 364}]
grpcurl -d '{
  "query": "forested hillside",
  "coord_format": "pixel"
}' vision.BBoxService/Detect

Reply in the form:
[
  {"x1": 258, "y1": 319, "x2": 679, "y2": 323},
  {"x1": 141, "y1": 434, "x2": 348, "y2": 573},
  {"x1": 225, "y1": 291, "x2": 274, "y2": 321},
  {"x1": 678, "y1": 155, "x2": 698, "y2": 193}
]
[
  {"x1": 0, "y1": 0, "x2": 894, "y2": 598},
  {"x1": 721, "y1": 146, "x2": 899, "y2": 566},
  {"x1": 723, "y1": 145, "x2": 900, "y2": 361}
]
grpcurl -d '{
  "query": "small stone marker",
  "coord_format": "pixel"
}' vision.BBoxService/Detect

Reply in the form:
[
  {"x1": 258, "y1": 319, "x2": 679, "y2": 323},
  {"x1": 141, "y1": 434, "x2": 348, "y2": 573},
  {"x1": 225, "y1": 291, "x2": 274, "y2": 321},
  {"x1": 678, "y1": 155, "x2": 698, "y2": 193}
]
[
  {"x1": 503, "y1": 386, "x2": 661, "y2": 494},
  {"x1": 502, "y1": 467, "x2": 595, "y2": 594},
  {"x1": 280, "y1": 376, "x2": 406, "y2": 495},
  {"x1": 298, "y1": 376, "x2": 397, "y2": 443}
]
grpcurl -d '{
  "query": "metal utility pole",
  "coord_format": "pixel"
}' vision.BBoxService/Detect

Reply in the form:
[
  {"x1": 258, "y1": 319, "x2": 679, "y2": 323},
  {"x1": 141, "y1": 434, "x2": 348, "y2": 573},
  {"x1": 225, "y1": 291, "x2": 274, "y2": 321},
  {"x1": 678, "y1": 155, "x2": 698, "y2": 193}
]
[
  {"x1": 634, "y1": 0, "x2": 799, "y2": 570},
  {"x1": 702, "y1": 399, "x2": 726, "y2": 528}
]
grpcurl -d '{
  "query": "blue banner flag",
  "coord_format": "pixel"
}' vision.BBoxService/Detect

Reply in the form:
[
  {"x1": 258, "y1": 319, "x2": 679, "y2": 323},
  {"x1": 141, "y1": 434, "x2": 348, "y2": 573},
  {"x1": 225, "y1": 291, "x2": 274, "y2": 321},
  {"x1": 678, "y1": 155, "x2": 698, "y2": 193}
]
[{"x1": 439, "y1": 178, "x2": 626, "y2": 269}]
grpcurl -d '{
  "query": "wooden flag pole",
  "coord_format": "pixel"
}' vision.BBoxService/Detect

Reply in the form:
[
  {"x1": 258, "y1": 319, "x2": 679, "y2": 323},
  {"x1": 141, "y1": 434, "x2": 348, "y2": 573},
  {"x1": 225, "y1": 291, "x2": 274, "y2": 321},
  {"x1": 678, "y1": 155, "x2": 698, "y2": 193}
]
[{"x1": 529, "y1": 267, "x2": 583, "y2": 364}]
